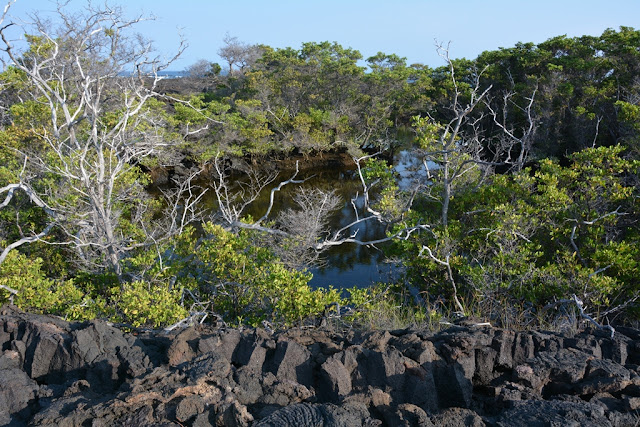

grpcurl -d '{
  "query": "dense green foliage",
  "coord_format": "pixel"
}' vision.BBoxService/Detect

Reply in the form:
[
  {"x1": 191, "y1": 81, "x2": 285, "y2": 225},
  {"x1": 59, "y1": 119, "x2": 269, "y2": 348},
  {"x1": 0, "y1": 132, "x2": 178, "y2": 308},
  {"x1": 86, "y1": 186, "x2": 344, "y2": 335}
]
[
  {"x1": 143, "y1": 223, "x2": 343, "y2": 326},
  {"x1": 161, "y1": 27, "x2": 640, "y2": 165},
  {"x1": 1, "y1": 4, "x2": 640, "y2": 329},
  {"x1": 395, "y1": 145, "x2": 639, "y2": 317}
]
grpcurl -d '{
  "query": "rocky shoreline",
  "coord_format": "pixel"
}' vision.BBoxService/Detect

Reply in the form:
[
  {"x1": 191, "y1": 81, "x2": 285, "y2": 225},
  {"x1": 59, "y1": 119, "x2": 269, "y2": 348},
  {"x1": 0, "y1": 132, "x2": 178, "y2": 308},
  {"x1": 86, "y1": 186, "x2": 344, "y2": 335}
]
[{"x1": 2, "y1": 305, "x2": 640, "y2": 426}]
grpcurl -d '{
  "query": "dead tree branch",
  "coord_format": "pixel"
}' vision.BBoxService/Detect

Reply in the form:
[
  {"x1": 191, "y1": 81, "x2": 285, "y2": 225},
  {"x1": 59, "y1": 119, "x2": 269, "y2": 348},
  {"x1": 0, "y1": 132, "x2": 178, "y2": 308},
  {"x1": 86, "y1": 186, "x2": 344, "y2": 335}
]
[
  {"x1": 0, "y1": 182, "x2": 58, "y2": 266},
  {"x1": 0, "y1": 2, "x2": 198, "y2": 280}
]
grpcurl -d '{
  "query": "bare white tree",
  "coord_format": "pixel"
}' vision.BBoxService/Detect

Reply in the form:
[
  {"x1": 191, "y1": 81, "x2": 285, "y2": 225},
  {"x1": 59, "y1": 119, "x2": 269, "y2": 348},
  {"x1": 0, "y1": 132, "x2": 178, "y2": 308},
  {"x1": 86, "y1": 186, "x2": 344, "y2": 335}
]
[
  {"x1": 485, "y1": 83, "x2": 538, "y2": 171},
  {"x1": 409, "y1": 43, "x2": 522, "y2": 312},
  {"x1": 0, "y1": 1, "x2": 201, "y2": 280},
  {"x1": 185, "y1": 58, "x2": 216, "y2": 78},
  {"x1": 414, "y1": 43, "x2": 493, "y2": 227},
  {"x1": 218, "y1": 34, "x2": 261, "y2": 75}
]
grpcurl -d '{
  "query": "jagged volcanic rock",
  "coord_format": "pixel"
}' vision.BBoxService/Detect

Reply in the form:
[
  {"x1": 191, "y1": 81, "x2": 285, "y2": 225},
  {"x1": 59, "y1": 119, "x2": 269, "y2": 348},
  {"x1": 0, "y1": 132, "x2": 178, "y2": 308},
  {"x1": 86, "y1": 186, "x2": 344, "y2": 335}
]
[{"x1": 2, "y1": 305, "x2": 640, "y2": 426}]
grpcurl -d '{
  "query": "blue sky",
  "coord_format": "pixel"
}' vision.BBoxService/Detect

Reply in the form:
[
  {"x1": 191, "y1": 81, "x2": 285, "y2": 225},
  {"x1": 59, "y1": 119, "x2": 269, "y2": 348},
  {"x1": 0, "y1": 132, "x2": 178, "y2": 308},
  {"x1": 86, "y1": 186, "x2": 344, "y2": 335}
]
[{"x1": 7, "y1": 0, "x2": 640, "y2": 70}]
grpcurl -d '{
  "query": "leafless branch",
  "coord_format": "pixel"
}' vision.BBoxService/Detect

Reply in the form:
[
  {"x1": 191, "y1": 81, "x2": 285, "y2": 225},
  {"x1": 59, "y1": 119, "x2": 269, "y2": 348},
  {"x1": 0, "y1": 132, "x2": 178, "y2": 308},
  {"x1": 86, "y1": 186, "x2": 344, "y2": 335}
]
[
  {"x1": 0, "y1": 182, "x2": 58, "y2": 265},
  {"x1": 485, "y1": 85, "x2": 538, "y2": 171},
  {"x1": 208, "y1": 150, "x2": 429, "y2": 270},
  {"x1": 211, "y1": 155, "x2": 281, "y2": 226},
  {"x1": 567, "y1": 207, "x2": 627, "y2": 267},
  {"x1": 316, "y1": 223, "x2": 428, "y2": 251},
  {"x1": 0, "y1": 284, "x2": 17, "y2": 304},
  {"x1": 354, "y1": 152, "x2": 383, "y2": 215},
  {"x1": 572, "y1": 294, "x2": 615, "y2": 338},
  {"x1": 0, "y1": 2, "x2": 194, "y2": 280},
  {"x1": 256, "y1": 161, "x2": 304, "y2": 225},
  {"x1": 543, "y1": 294, "x2": 616, "y2": 338},
  {"x1": 158, "y1": 168, "x2": 209, "y2": 236},
  {"x1": 419, "y1": 245, "x2": 465, "y2": 313}
]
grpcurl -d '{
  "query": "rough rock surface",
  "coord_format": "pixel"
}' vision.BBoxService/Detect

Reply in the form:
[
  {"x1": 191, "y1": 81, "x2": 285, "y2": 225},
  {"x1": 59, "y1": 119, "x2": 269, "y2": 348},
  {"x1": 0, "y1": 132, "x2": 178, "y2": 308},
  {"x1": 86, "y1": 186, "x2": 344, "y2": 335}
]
[{"x1": 2, "y1": 305, "x2": 640, "y2": 426}]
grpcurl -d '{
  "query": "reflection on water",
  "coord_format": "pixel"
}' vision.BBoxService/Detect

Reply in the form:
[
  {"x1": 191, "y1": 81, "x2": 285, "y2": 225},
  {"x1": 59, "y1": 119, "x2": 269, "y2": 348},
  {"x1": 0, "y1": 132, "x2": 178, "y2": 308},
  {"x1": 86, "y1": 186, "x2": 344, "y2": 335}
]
[
  {"x1": 305, "y1": 178, "x2": 397, "y2": 288},
  {"x1": 203, "y1": 151, "x2": 424, "y2": 288},
  {"x1": 395, "y1": 150, "x2": 436, "y2": 190}
]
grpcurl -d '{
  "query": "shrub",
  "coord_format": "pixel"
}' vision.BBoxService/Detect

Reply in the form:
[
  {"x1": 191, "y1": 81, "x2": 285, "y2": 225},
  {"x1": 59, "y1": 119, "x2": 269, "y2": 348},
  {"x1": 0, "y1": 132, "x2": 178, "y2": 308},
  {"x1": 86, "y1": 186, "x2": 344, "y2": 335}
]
[
  {"x1": 0, "y1": 250, "x2": 84, "y2": 317},
  {"x1": 114, "y1": 281, "x2": 188, "y2": 328},
  {"x1": 165, "y1": 223, "x2": 343, "y2": 327}
]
